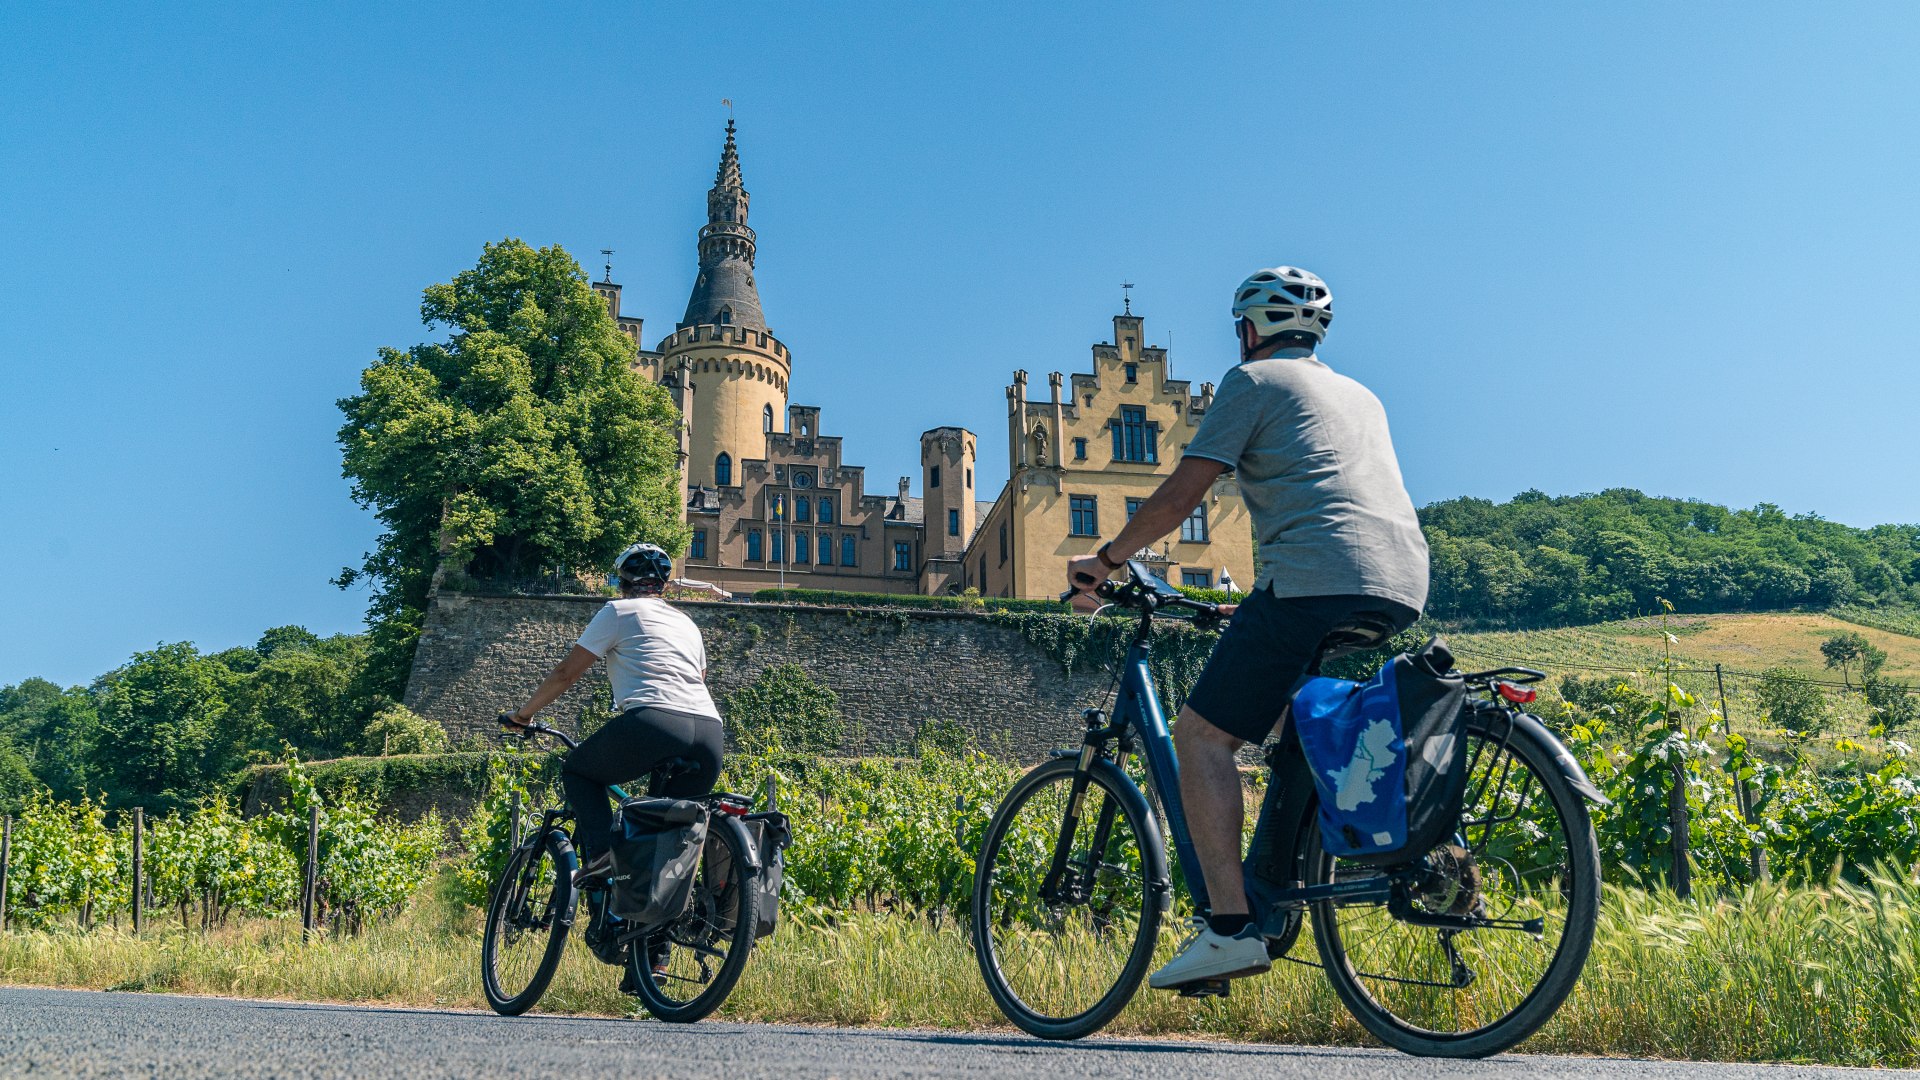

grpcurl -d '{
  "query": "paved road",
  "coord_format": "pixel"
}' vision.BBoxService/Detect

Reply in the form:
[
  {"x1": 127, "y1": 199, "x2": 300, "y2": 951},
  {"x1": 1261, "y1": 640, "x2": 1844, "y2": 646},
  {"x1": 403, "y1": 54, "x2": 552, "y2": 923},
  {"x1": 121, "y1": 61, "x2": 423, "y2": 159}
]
[{"x1": 0, "y1": 988, "x2": 1903, "y2": 1079}]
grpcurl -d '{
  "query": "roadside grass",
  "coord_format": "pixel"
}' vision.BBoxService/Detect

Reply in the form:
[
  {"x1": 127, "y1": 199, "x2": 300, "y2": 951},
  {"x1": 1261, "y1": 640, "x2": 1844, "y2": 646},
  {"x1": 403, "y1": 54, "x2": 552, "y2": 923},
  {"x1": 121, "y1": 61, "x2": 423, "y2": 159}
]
[{"x1": 3, "y1": 871, "x2": 1916, "y2": 1067}]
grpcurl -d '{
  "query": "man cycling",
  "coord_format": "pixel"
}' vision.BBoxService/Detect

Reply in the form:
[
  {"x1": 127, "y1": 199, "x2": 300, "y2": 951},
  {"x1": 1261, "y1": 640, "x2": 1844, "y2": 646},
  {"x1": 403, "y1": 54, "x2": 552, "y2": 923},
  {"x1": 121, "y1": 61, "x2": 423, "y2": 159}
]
[
  {"x1": 1066, "y1": 266, "x2": 1429, "y2": 990},
  {"x1": 500, "y1": 542, "x2": 724, "y2": 884}
]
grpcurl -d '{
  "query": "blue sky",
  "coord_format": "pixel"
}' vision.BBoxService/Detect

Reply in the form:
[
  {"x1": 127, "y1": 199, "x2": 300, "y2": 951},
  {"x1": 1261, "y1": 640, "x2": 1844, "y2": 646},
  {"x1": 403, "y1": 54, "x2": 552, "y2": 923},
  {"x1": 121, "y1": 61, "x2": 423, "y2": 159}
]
[{"x1": 3, "y1": 3, "x2": 1918, "y2": 687}]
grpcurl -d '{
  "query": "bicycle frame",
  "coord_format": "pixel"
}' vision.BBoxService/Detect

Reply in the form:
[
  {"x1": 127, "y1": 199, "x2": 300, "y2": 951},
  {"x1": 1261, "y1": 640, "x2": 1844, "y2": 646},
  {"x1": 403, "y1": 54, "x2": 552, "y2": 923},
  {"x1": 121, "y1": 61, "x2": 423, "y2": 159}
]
[{"x1": 1076, "y1": 614, "x2": 1408, "y2": 927}]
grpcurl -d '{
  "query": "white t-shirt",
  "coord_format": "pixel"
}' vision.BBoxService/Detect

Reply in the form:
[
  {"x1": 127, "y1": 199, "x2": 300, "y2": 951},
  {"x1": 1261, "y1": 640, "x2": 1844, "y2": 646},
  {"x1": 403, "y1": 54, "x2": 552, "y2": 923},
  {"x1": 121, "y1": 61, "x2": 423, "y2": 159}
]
[{"x1": 574, "y1": 599, "x2": 721, "y2": 720}]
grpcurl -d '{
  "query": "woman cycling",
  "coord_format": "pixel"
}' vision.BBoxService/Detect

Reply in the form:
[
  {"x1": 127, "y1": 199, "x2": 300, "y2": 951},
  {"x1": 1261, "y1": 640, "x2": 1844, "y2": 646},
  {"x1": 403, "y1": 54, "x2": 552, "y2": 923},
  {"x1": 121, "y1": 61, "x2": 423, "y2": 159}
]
[{"x1": 499, "y1": 541, "x2": 724, "y2": 883}]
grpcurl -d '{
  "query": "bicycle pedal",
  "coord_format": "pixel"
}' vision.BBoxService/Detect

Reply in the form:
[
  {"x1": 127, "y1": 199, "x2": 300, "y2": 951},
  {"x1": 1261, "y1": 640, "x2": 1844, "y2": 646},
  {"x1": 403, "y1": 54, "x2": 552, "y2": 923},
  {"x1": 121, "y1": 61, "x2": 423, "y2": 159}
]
[{"x1": 1176, "y1": 979, "x2": 1231, "y2": 999}]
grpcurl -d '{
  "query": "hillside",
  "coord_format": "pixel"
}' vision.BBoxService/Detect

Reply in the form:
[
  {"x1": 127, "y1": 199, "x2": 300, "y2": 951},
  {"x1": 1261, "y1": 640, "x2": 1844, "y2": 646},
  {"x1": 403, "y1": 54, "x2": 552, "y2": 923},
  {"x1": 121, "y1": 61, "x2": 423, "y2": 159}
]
[{"x1": 1448, "y1": 611, "x2": 1920, "y2": 684}]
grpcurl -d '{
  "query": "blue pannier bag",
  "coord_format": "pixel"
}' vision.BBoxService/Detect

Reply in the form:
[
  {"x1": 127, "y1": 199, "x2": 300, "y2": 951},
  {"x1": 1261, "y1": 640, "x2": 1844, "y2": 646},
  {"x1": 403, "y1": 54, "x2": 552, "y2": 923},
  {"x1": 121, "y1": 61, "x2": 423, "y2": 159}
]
[{"x1": 1291, "y1": 637, "x2": 1466, "y2": 865}]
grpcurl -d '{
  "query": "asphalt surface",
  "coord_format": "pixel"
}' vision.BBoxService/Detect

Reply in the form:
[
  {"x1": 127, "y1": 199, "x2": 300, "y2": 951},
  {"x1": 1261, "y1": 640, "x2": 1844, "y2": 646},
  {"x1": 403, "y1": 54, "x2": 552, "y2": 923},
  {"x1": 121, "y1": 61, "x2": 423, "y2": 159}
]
[{"x1": 0, "y1": 988, "x2": 1906, "y2": 1079}]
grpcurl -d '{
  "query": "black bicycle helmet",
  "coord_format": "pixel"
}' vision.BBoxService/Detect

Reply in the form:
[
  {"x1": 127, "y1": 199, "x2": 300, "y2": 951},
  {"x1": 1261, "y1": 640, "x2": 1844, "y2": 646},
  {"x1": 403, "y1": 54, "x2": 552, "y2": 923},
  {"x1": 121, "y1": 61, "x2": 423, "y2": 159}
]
[{"x1": 612, "y1": 542, "x2": 673, "y2": 592}]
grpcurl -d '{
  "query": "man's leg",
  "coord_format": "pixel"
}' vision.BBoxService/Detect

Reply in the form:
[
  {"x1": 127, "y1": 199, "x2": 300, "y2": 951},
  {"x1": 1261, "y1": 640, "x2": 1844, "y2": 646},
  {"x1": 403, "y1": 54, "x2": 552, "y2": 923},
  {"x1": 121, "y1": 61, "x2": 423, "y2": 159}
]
[{"x1": 1174, "y1": 705, "x2": 1249, "y2": 918}]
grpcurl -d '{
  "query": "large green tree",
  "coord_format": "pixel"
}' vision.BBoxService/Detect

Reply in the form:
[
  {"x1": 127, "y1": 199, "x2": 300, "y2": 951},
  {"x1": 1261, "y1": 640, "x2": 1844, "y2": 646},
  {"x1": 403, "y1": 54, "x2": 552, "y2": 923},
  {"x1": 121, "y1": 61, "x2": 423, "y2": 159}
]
[
  {"x1": 90, "y1": 642, "x2": 241, "y2": 813},
  {"x1": 0, "y1": 677, "x2": 99, "y2": 802},
  {"x1": 336, "y1": 240, "x2": 688, "y2": 702}
]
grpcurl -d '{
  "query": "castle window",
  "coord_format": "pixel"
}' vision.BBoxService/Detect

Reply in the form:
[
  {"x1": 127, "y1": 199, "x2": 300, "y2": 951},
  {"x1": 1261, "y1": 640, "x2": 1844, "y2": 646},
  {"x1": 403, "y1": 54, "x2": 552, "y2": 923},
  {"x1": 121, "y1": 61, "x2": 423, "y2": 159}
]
[
  {"x1": 763, "y1": 404, "x2": 773, "y2": 433},
  {"x1": 794, "y1": 497, "x2": 811, "y2": 524},
  {"x1": 819, "y1": 498, "x2": 835, "y2": 525},
  {"x1": 1073, "y1": 438, "x2": 1087, "y2": 461},
  {"x1": 719, "y1": 307, "x2": 732, "y2": 325},
  {"x1": 930, "y1": 465, "x2": 941, "y2": 489},
  {"x1": 893, "y1": 541, "x2": 912, "y2": 572},
  {"x1": 966, "y1": 468, "x2": 972, "y2": 487},
  {"x1": 979, "y1": 556, "x2": 987, "y2": 587},
  {"x1": 747, "y1": 529, "x2": 763, "y2": 562},
  {"x1": 998, "y1": 522, "x2": 1008, "y2": 562},
  {"x1": 794, "y1": 533, "x2": 809, "y2": 564},
  {"x1": 1182, "y1": 569, "x2": 1212, "y2": 589},
  {"x1": 1182, "y1": 503, "x2": 1210, "y2": 543},
  {"x1": 1125, "y1": 362, "x2": 1138, "y2": 383},
  {"x1": 842, "y1": 534, "x2": 857, "y2": 567},
  {"x1": 690, "y1": 529, "x2": 707, "y2": 560},
  {"x1": 948, "y1": 508, "x2": 960, "y2": 537},
  {"x1": 1112, "y1": 406, "x2": 1156, "y2": 463},
  {"x1": 771, "y1": 530, "x2": 785, "y2": 564},
  {"x1": 1125, "y1": 497, "x2": 1144, "y2": 522},
  {"x1": 715, "y1": 453, "x2": 732, "y2": 486},
  {"x1": 1069, "y1": 495, "x2": 1098, "y2": 537}
]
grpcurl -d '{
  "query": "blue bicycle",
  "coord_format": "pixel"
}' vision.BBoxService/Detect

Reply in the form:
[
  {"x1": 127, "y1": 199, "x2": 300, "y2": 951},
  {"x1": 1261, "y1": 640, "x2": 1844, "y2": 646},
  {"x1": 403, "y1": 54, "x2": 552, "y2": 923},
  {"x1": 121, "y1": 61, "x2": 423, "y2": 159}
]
[{"x1": 969, "y1": 562, "x2": 1605, "y2": 1057}]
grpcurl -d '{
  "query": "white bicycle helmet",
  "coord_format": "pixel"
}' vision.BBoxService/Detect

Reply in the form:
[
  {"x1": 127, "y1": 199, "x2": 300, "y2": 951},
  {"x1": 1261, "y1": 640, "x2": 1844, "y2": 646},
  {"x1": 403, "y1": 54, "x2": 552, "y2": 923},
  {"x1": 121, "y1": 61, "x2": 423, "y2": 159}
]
[
  {"x1": 1232, "y1": 266, "x2": 1333, "y2": 344},
  {"x1": 610, "y1": 541, "x2": 673, "y2": 592}
]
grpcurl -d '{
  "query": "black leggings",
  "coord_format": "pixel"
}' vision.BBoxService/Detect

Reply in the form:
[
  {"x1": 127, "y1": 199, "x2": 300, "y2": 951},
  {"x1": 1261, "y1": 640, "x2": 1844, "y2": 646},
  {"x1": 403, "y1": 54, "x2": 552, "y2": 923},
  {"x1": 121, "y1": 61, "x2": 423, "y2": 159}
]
[{"x1": 563, "y1": 706, "x2": 724, "y2": 861}]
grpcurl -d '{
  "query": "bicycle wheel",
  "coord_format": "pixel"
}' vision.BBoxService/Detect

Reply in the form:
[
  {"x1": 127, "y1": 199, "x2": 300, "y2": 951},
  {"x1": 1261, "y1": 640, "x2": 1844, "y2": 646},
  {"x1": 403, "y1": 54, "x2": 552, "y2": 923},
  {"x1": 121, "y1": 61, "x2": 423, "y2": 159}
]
[
  {"x1": 631, "y1": 816, "x2": 760, "y2": 1023},
  {"x1": 1309, "y1": 714, "x2": 1602, "y2": 1057},
  {"x1": 482, "y1": 829, "x2": 576, "y2": 1016},
  {"x1": 971, "y1": 757, "x2": 1169, "y2": 1040}
]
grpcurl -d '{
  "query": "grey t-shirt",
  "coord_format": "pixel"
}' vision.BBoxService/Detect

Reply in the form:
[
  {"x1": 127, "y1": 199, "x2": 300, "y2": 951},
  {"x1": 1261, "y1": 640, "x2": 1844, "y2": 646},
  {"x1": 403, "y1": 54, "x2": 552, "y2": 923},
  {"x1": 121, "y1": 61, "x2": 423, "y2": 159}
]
[
  {"x1": 1183, "y1": 354, "x2": 1429, "y2": 612},
  {"x1": 575, "y1": 598, "x2": 722, "y2": 720}
]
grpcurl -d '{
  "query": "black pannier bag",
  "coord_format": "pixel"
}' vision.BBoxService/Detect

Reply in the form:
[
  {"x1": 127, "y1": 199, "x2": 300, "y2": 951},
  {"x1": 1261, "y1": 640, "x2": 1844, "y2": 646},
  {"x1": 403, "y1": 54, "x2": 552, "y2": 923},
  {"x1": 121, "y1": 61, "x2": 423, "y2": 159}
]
[
  {"x1": 704, "y1": 810, "x2": 793, "y2": 939},
  {"x1": 608, "y1": 796, "x2": 709, "y2": 924}
]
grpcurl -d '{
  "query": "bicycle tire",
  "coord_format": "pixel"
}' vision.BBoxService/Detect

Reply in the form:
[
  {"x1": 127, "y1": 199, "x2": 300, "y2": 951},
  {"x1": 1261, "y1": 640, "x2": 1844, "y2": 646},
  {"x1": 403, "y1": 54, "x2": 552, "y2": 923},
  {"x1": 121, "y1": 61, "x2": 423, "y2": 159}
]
[
  {"x1": 971, "y1": 757, "x2": 1169, "y2": 1041},
  {"x1": 481, "y1": 829, "x2": 576, "y2": 1016},
  {"x1": 1309, "y1": 714, "x2": 1602, "y2": 1057},
  {"x1": 631, "y1": 815, "x2": 760, "y2": 1023}
]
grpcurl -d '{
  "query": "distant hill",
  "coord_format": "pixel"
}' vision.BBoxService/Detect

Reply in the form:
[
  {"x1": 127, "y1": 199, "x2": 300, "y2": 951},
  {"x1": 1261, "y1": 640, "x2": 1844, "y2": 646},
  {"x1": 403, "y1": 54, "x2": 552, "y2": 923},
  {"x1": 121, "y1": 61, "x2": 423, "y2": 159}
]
[{"x1": 1420, "y1": 489, "x2": 1920, "y2": 626}]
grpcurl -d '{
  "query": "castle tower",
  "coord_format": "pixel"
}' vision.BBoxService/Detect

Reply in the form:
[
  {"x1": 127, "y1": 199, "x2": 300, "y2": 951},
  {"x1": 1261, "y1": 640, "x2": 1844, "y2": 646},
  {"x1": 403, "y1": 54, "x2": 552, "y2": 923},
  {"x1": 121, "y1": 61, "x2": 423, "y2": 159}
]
[
  {"x1": 660, "y1": 119, "x2": 792, "y2": 489},
  {"x1": 921, "y1": 427, "x2": 977, "y2": 558}
]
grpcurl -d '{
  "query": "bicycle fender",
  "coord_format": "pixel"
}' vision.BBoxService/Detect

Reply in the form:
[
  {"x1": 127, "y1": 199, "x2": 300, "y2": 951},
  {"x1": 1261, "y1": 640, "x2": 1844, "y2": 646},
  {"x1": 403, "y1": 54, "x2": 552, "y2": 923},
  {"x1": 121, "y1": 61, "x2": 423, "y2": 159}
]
[
  {"x1": 1080, "y1": 757, "x2": 1174, "y2": 908},
  {"x1": 711, "y1": 812, "x2": 762, "y2": 874},
  {"x1": 1510, "y1": 712, "x2": 1612, "y2": 807},
  {"x1": 545, "y1": 828, "x2": 580, "y2": 929}
]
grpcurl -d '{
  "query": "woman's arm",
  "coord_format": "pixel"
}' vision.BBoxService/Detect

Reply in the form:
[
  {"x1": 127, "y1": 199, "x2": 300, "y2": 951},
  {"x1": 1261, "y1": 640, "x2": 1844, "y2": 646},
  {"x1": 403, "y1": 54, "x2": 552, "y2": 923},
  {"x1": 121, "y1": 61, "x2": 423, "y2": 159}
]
[{"x1": 508, "y1": 646, "x2": 600, "y2": 723}]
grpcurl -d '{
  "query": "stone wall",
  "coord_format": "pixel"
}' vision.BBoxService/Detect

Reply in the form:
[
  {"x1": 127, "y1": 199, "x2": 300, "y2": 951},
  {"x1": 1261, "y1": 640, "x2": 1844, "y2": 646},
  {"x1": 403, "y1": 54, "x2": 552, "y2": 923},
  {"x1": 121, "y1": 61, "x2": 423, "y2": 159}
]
[{"x1": 403, "y1": 593, "x2": 1123, "y2": 762}]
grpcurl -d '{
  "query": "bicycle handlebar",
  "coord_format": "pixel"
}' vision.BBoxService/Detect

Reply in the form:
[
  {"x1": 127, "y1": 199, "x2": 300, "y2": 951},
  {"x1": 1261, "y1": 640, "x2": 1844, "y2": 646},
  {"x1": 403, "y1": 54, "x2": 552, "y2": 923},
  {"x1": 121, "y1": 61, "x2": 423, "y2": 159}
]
[
  {"x1": 1060, "y1": 560, "x2": 1225, "y2": 627},
  {"x1": 497, "y1": 713, "x2": 580, "y2": 751}
]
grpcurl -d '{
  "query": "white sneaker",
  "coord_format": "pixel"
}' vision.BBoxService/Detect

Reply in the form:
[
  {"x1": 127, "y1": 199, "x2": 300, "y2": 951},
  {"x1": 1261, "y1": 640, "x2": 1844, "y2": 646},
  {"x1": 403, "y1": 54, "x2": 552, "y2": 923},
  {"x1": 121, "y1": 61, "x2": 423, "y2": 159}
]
[{"x1": 1148, "y1": 918, "x2": 1272, "y2": 989}]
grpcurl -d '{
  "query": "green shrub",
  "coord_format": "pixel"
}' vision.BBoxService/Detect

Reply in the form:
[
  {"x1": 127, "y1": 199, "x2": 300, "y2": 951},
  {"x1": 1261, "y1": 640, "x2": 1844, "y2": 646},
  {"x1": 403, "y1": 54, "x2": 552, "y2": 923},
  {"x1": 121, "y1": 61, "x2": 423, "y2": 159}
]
[
  {"x1": 1757, "y1": 667, "x2": 1829, "y2": 735},
  {"x1": 359, "y1": 705, "x2": 449, "y2": 756},
  {"x1": 723, "y1": 663, "x2": 845, "y2": 754}
]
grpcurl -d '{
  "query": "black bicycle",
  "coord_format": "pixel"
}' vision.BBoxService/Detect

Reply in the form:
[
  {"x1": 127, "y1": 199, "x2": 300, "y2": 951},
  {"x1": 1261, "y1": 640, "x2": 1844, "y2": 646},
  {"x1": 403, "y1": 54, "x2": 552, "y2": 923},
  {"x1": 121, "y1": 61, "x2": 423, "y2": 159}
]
[
  {"x1": 970, "y1": 562, "x2": 1607, "y2": 1057},
  {"x1": 480, "y1": 719, "x2": 764, "y2": 1023}
]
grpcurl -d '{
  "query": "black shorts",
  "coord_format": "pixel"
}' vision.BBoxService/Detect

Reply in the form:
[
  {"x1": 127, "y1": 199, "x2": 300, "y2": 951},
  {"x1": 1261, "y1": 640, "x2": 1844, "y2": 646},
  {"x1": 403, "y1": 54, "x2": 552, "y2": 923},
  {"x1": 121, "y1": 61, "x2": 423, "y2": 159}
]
[{"x1": 1184, "y1": 588, "x2": 1419, "y2": 745}]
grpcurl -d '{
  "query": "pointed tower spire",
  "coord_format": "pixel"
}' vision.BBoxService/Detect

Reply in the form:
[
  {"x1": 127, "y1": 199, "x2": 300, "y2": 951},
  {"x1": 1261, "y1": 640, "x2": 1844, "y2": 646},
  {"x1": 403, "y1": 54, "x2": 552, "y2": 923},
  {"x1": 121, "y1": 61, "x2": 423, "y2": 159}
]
[
  {"x1": 716, "y1": 118, "x2": 742, "y2": 189},
  {"x1": 681, "y1": 118, "x2": 766, "y2": 332}
]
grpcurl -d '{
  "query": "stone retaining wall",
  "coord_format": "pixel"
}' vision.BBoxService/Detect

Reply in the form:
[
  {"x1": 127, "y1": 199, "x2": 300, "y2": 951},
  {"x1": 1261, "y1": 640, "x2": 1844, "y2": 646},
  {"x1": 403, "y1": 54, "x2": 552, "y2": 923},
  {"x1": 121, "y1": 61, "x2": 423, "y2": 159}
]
[{"x1": 403, "y1": 594, "x2": 1122, "y2": 762}]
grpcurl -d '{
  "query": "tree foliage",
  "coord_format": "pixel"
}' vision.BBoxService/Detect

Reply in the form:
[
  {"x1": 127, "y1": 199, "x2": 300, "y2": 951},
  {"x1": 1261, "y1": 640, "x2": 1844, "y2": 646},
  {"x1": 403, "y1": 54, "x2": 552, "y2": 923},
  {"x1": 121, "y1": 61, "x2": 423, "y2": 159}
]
[
  {"x1": 335, "y1": 239, "x2": 689, "y2": 703},
  {"x1": 1421, "y1": 489, "x2": 1920, "y2": 626},
  {"x1": 0, "y1": 626, "x2": 387, "y2": 812}
]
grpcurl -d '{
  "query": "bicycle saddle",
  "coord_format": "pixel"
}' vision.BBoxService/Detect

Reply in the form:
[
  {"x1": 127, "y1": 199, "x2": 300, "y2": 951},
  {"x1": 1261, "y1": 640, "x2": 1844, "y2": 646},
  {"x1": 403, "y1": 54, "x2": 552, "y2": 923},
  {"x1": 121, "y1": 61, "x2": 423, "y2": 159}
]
[{"x1": 1309, "y1": 612, "x2": 1405, "y2": 670}]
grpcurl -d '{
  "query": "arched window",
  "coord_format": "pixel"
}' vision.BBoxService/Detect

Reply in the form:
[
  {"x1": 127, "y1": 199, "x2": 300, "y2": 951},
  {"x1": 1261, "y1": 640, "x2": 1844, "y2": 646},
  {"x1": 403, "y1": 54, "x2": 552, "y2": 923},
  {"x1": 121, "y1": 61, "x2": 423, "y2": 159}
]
[
  {"x1": 747, "y1": 529, "x2": 762, "y2": 562},
  {"x1": 718, "y1": 307, "x2": 732, "y2": 325},
  {"x1": 763, "y1": 404, "x2": 774, "y2": 433},
  {"x1": 819, "y1": 498, "x2": 834, "y2": 525},
  {"x1": 793, "y1": 497, "x2": 810, "y2": 524},
  {"x1": 715, "y1": 453, "x2": 732, "y2": 486}
]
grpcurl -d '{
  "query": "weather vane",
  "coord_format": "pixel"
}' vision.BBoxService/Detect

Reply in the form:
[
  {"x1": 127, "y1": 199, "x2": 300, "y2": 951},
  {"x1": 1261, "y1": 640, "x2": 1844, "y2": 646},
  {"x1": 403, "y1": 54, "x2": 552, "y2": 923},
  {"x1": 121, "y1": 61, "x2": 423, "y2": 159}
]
[
  {"x1": 1121, "y1": 282, "x2": 1135, "y2": 315},
  {"x1": 600, "y1": 249, "x2": 614, "y2": 283}
]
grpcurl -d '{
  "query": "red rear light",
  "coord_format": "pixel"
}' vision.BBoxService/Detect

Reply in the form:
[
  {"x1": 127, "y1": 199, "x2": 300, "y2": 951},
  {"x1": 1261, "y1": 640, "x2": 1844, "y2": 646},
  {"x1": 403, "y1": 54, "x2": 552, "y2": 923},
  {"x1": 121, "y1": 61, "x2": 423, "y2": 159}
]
[{"x1": 1496, "y1": 682, "x2": 1537, "y2": 705}]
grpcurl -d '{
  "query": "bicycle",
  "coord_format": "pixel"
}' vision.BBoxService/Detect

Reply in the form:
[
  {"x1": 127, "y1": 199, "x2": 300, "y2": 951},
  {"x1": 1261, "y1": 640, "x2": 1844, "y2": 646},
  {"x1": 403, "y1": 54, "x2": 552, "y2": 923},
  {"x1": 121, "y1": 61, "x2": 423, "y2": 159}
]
[
  {"x1": 480, "y1": 718, "x2": 767, "y2": 1023},
  {"x1": 969, "y1": 561, "x2": 1606, "y2": 1057}
]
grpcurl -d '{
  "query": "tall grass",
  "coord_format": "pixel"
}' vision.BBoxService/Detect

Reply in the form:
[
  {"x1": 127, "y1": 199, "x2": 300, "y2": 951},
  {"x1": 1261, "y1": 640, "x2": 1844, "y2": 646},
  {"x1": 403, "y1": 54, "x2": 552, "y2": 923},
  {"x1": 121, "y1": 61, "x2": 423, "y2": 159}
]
[{"x1": 2, "y1": 871, "x2": 1915, "y2": 1066}]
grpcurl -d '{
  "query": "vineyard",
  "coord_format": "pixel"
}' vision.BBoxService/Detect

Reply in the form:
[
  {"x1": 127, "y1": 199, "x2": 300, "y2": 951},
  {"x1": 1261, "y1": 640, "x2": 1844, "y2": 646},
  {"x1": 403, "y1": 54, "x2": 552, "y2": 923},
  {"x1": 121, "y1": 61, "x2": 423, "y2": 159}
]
[{"x1": 7, "y1": 639, "x2": 1920, "y2": 930}]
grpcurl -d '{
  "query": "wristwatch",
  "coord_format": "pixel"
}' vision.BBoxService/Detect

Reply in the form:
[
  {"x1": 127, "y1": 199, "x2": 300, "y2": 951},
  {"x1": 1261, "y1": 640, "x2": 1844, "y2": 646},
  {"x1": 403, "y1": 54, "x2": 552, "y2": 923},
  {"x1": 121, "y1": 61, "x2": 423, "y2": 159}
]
[{"x1": 1096, "y1": 542, "x2": 1121, "y2": 570}]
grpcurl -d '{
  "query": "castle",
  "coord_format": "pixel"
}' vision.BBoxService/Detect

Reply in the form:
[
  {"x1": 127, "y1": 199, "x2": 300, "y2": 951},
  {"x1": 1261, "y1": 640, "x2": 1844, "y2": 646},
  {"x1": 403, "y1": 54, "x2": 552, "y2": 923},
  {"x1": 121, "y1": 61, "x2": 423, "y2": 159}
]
[{"x1": 597, "y1": 121, "x2": 1253, "y2": 599}]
